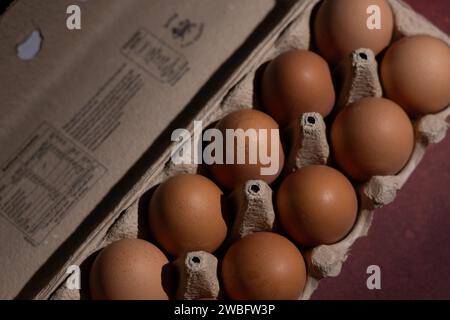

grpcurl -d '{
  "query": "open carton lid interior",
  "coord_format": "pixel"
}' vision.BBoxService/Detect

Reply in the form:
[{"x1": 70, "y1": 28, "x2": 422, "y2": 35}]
[{"x1": 0, "y1": 0, "x2": 297, "y2": 299}]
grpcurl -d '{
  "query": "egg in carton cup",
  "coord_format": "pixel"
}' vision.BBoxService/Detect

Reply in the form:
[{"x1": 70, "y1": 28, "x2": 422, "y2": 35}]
[{"x1": 50, "y1": 0, "x2": 449, "y2": 300}]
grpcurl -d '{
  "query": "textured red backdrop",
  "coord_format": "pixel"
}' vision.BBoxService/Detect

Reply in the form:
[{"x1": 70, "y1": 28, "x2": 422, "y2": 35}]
[{"x1": 312, "y1": 0, "x2": 450, "y2": 300}]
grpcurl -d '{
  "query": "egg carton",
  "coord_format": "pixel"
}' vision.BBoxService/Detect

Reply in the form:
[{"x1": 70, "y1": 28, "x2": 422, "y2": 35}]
[{"x1": 49, "y1": 0, "x2": 449, "y2": 300}]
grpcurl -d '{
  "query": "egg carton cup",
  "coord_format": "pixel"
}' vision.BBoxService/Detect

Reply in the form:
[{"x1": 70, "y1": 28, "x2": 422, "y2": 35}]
[{"x1": 49, "y1": 0, "x2": 449, "y2": 300}]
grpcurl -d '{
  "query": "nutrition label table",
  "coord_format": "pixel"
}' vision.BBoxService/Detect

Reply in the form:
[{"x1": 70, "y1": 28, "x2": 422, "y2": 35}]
[{"x1": 0, "y1": 123, "x2": 106, "y2": 245}]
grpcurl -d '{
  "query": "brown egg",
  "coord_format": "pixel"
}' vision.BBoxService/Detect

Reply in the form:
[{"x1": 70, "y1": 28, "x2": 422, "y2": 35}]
[
  {"x1": 331, "y1": 97, "x2": 414, "y2": 182},
  {"x1": 221, "y1": 232, "x2": 306, "y2": 300},
  {"x1": 277, "y1": 165, "x2": 358, "y2": 247},
  {"x1": 261, "y1": 50, "x2": 335, "y2": 126},
  {"x1": 314, "y1": 0, "x2": 394, "y2": 64},
  {"x1": 381, "y1": 35, "x2": 450, "y2": 117},
  {"x1": 89, "y1": 239, "x2": 169, "y2": 300},
  {"x1": 149, "y1": 174, "x2": 227, "y2": 257},
  {"x1": 208, "y1": 109, "x2": 284, "y2": 189}
]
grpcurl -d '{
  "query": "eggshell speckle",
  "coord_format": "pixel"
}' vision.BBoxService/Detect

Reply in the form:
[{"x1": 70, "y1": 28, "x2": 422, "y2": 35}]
[
  {"x1": 261, "y1": 50, "x2": 335, "y2": 126},
  {"x1": 331, "y1": 97, "x2": 414, "y2": 182},
  {"x1": 381, "y1": 35, "x2": 450, "y2": 117},
  {"x1": 208, "y1": 109, "x2": 284, "y2": 189},
  {"x1": 89, "y1": 239, "x2": 170, "y2": 300},
  {"x1": 314, "y1": 0, "x2": 394, "y2": 64},
  {"x1": 277, "y1": 165, "x2": 358, "y2": 247},
  {"x1": 221, "y1": 232, "x2": 306, "y2": 300},
  {"x1": 149, "y1": 174, "x2": 228, "y2": 257}
]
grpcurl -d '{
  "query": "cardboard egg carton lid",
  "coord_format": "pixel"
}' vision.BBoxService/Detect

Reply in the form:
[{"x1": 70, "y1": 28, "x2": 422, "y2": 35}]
[{"x1": 0, "y1": 0, "x2": 293, "y2": 299}]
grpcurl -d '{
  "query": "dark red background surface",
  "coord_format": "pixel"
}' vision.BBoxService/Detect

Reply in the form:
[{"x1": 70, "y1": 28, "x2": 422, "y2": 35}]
[{"x1": 312, "y1": 0, "x2": 450, "y2": 300}]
